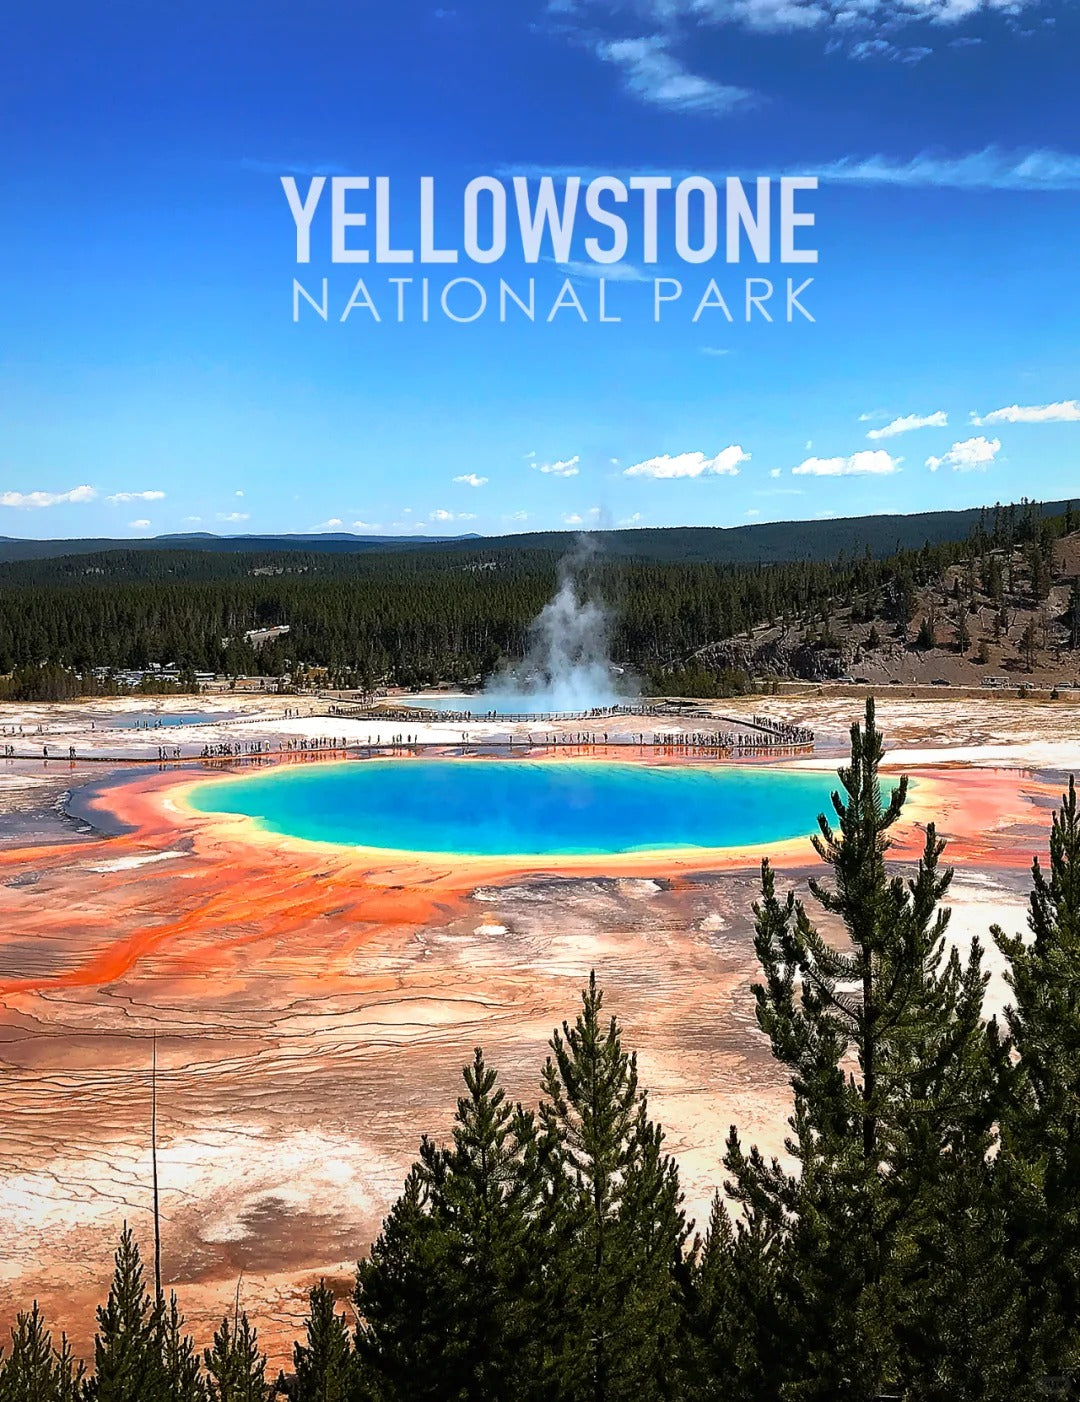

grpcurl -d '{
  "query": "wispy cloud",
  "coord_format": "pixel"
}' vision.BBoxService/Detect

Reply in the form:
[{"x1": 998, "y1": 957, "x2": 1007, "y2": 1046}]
[
  {"x1": 816, "y1": 147, "x2": 1080, "y2": 192},
  {"x1": 926, "y1": 436, "x2": 1000, "y2": 471},
  {"x1": 533, "y1": 455, "x2": 581, "y2": 477},
  {"x1": 866, "y1": 410, "x2": 948, "y2": 439},
  {"x1": 107, "y1": 489, "x2": 166, "y2": 505},
  {"x1": 500, "y1": 149, "x2": 1080, "y2": 195},
  {"x1": 555, "y1": 258, "x2": 650, "y2": 282},
  {"x1": 430, "y1": 509, "x2": 477, "y2": 522},
  {"x1": 555, "y1": 0, "x2": 1042, "y2": 50},
  {"x1": 701, "y1": 346, "x2": 731, "y2": 357},
  {"x1": 453, "y1": 473, "x2": 489, "y2": 486},
  {"x1": 241, "y1": 156, "x2": 342, "y2": 176},
  {"x1": 623, "y1": 446, "x2": 748, "y2": 479},
  {"x1": 129, "y1": 519, "x2": 152, "y2": 531},
  {"x1": 847, "y1": 37, "x2": 931, "y2": 63},
  {"x1": 593, "y1": 35, "x2": 754, "y2": 115},
  {"x1": 793, "y1": 450, "x2": 901, "y2": 477},
  {"x1": 971, "y1": 399, "x2": 1080, "y2": 425},
  {"x1": 0, "y1": 485, "x2": 96, "y2": 509},
  {"x1": 216, "y1": 511, "x2": 250, "y2": 524}
]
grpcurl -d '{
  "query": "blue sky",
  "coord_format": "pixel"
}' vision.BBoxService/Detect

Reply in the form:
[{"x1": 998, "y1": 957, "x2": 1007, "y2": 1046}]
[{"x1": 2, "y1": 0, "x2": 1078, "y2": 539}]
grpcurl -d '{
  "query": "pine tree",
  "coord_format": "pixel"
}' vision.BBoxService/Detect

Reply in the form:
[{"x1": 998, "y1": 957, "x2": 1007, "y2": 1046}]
[
  {"x1": 889, "y1": 1158, "x2": 1024, "y2": 1401},
  {"x1": 294, "y1": 1282, "x2": 353, "y2": 1402},
  {"x1": 160, "y1": 1292, "x2": 205, "y2": 1401},
  {"x1": 680, "y1": 1194, "x2": 783, "y2": 1402},
  {"x1": 353, "y1": 1164, "x2": 446, "y2": 1402},
  {"x1": 725, "y1": 698, "x2": 1007, "y2": 1400},
  {"x1": 87, "y1": 1225, "x2": 166, "y2": 1401},
  {"x1": 204, "y1": 1310, "x2": 268, "y2": 1402},
  {"x1": 995, "y1": 776, "x2": 1080, "y2": 1384},
  {"x1": 0, "y1": 1302, "x2": 84, "y2": 1402},
  {"x1": 355, "y1": 1050, "x2": 546, "y2": 1401},
  {"x1": 539, "y1": 973, "x2": 689, "y2": 1402}
]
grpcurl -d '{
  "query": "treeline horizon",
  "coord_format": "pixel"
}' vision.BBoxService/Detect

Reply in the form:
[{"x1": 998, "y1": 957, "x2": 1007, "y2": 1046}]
[
  {"x1": 1, "y1": 497, "x2": 1074, "y2": 568},
  {"x1": 5, "y1": 700, "x2": 1080, "y2": 1400},
  {"x1": 0, "y1": 499, "x2": 1074, "y2": 701}
]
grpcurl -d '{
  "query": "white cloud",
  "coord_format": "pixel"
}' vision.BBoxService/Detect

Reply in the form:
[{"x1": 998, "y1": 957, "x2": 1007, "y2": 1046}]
[
  {"x1": 430, "y1": 509, "x2": 477, "y2": 522},
  {"x1": 216, "y1": 511, "x2": 250, "y2": 523},
  {"x1": 0, "y1": 484, "x2": 96, "y2": 509},
  {"x1": 792, "y1": 450, "x2": 902, "y2": 477},
  {"x1": 623, "y1": 446, "x2": 748, "y2": 479},
  {"x1": 926, "y1": 436, "x2": 1001, "y2": 472},
  {"x1": 504, "y1": 511, "x2": 529, "y2": 523},
  {"x1": 847, "y1": 37, "x2": 931, "y2": 63},
  {"x1": 701, "y1": 346, "x2": 731, "y2": 356},
  {"x1": 183, "y1": 515, "x2": 202, "y2": 524},
  {"x1": 619, "y1": 512, "x2": 645, "y2": 525},
  {"x1": 235, "y1": 490, "x2": 245, "y2": 497},
  {"x1": 593, "y1": 35, "x2": 753, "y2": 115},
  {"x1": 503, "y1": 146, "x2": 1080, "y2": 196},
  {"x1": 107, "y1": 489, "x2": 166, "y2": 505},
  {"x1": 351, "y1": 520, "x2": 382, "y2": 531},
  {"x1": 533, "y1": 455, "x2": 580, "y2": 477},
  {"x1": 556, "y1": 259, "x2": 650, "y2": 282},
  {"x1": 129, "y1": 519, "x2": 152, "y2": 531},
  {"x1": 745, "y1": 508, "x2": 761, "y2": 517},
  {"x1": 524, "y1": 450, "x2": 536, "y2": 460},
  {"x1": 816, "y1": 147, "x2": 1080, "y2": 192},
  {"x1": 453, "y1": 473, "x2": 489, "y2": 487},
  {"x1": 769, "y1": 467, "x2": 782, "y2": 478},
  {"x1": 561, "y1": 0, "x2": 1042, "y2": 55},
  {"x1": 971, "y1": 399, "x2": 1080, "y2": 426},
  {"x1": 312, "y1": 518, "x2": 344, "y2": 530},
  {"x1": 563, "y1": 513, "x2": 585, "y2": 526},
  {"x1": 866, "y1": 410, "x2": 947, "y2": 439}
]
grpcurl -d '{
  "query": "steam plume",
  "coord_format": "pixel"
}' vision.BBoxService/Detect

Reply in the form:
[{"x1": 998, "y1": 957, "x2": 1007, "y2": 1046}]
[{"x1": 484, "y1": 538, "x2": 634, "y2": 712}]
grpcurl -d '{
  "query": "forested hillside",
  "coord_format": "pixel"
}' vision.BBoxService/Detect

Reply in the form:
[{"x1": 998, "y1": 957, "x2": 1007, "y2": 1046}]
[
  {"x1": 0, "y1": 497, "x2": 1073, "y2": 566},
  {"x1": 0, "y1": 499, "x2": 1073, "y2": 697}
]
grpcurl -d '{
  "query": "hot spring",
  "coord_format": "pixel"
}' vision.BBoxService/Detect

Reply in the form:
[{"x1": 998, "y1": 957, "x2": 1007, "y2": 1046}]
[{"x1": 186, "y1": 759, "x2": 840, "y2": 857}]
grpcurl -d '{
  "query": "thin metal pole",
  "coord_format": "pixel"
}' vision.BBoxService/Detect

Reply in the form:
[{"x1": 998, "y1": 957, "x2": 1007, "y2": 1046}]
[{"x1": 152, "y1": 1033, "x2": 162, "y2": 1305}]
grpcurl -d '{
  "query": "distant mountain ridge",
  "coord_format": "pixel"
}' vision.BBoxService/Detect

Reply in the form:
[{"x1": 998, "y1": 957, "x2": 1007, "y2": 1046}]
[{"x1": 0, "y1": 501, "x2": 1072, "y2": 567}]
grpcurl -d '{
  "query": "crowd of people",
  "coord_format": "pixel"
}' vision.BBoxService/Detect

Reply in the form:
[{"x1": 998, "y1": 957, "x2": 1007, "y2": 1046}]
[{"x1": 10, "y1": 708, "x2": 816, "y2": 765}]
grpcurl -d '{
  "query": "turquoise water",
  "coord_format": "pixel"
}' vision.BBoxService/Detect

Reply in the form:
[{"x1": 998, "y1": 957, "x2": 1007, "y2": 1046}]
[{"x1": 187, "y1": 759, "x2": 839, "y2": 857}]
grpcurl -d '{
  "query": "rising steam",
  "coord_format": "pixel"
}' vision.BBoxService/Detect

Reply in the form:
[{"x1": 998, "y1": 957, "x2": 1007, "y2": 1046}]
[{"x1": 483, "y1": 538, "x2": 635, "y2": 712}]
